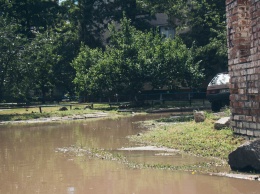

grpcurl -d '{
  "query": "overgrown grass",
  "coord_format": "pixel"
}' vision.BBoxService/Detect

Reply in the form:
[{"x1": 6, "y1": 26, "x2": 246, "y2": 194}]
[{"x1": 130, "y1": 112, "x2": 245, "y2": 161}]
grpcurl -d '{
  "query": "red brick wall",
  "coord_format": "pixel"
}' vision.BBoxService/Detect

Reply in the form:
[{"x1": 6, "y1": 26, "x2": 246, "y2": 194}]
[{"x1": 226, "y1": 0, "x2": 260, "y2": 137}]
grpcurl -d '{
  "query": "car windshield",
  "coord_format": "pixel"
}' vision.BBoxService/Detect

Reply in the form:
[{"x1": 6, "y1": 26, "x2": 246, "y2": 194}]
[{"x1": 208, "y1": 73, "x2": 230, "y2": 86}]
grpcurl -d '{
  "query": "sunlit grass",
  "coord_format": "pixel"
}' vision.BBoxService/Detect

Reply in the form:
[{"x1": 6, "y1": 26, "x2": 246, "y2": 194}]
[
  {"x1": 131, "y1": 113, "x2": 245, "y2": 161},
  {"x1": 0, "y1": 103, "x2": 117, "y2": 121}
]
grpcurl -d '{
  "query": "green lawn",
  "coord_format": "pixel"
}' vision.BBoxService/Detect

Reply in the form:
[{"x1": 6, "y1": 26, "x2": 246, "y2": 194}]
[{"x1": 130, "y1": 112, "x2": 245, "y2": 161}]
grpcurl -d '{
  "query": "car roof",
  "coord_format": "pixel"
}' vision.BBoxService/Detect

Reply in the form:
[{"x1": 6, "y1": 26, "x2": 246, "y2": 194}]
[{"x1": 208, "y1": 73, "x2": 230, "y2": 86}]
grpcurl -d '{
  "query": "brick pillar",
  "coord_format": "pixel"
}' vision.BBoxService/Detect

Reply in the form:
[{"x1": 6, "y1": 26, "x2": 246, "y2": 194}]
[{"x1": 226, "y1": 0, "x2": 260, "y2": 137}]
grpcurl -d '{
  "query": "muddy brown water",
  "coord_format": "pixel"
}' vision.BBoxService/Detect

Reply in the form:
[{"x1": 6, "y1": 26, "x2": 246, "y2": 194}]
[{"x1": 0, "y1": 114, "x2": 259, "y2": 194}]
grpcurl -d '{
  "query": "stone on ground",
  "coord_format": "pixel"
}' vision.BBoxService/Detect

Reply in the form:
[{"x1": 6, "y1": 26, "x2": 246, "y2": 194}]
[
  {"x1": 214, "y1": 117, "x2": 230, "y2": 130},
  {"x1": 228, "y1": 139, "x2": 260, "y2": 172},
  {"x1": 59, "y1": 107, "x2": 68, "y2": 111},
  {"x1": 193, "y1": 111, "x2": 205, "y2": 123}
]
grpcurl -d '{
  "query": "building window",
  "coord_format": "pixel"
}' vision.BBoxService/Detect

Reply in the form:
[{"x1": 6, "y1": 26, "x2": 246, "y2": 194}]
[{"x1": 159, "y1": 26, "x2": 175, "y2": 39}]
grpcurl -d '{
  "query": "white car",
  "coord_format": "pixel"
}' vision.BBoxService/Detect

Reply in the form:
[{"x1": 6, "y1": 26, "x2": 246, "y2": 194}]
[{"x1": 206, "y1": 73, "x2": 230, "y2": 112}]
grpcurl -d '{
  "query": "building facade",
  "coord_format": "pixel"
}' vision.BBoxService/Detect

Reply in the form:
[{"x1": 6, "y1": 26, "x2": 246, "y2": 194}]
[{"x1": 226, "y1": 0, "x2": 260, "y2": 137}]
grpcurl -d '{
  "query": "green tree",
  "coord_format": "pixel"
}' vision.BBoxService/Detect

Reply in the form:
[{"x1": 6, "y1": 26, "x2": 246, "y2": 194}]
[
  {"x1": 140, "y1": 0, "x2": 228, "y2": 79},
  {"x1": 0, "y1": 16, "x2": 29, "y2": 102},
  {"x1": 1, "y1": 0, "x2": 60, "y2": 38},
  {"x1": 59, "y1": 0, "x2": 114, "y2": 48},
  {"x1": 0, "y1": 0, "x2": 79, "y2": 103},
  {"x1": 23, "y1": 30, "x2": 61, "y2": 103},
  {"x1": 182, "y1": 0, "x2": 227, "y2": 79},
  {"x1": 112, "y1": 0, "x2": 152, "y2": 31},
  {"x1": 60, "y1": 0, "x2": 153, "y2": 48},
  {"x1": 71, "y1": 44, "x2": 102, "y2": 101},
  {"x1": 72, "y1": 17, "x2": 204, "y2": 101},
  {"x1": 52, "y1": 25, "x2": 79, "y2": 99}
]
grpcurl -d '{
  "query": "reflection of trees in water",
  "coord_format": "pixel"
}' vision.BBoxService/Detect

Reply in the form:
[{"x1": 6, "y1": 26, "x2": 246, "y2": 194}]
[
  {"x1": 0, "y1": 117, "x2": 138, "y2": 193},
  {"x1": 0, "y1": 126, "x2": 63, "y2": 193}
]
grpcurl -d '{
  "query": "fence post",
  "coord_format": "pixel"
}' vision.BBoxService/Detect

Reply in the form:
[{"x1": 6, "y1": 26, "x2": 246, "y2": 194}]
[{"x1": 189, "y1": 93, "x2": 192, "y2": 106}]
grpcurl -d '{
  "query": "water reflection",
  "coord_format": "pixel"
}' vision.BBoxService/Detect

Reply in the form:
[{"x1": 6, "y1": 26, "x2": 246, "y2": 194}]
[
  {"x1": 113, "y1": 150, "x2": 210, "y2": 166},
  {"x1": 0, "y1": 114, "x2": 260, "y2": 194}
]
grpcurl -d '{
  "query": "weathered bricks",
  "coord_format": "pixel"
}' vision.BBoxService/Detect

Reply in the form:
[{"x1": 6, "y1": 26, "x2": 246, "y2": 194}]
[{"x1": 226, "y1": 0, "x2": 260, "y2": 137}]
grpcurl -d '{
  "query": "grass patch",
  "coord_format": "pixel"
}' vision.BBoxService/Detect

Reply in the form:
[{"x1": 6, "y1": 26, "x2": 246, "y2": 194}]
[
  {"x1": 57, "y1": 146, "x2": 226, "y2": 173},
  {"x1": 130, "y1": 112, "x2": 245, "y2": 161},
  {"x1": 0, "y1": 103, "x2": 118, "y2": 122},
  {"x1": 156, "y1": 115, "x2": 194, "y2": 122}
]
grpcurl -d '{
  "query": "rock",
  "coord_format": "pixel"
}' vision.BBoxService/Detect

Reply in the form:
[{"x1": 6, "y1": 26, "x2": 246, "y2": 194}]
[
  {"x1": 228, "y1": 139, "x2": 260, "y2": 172},
  {"x1": 214, "y1": 117, "x2": 230, "y2": 130},
  {"x1": 193, "y1": 111, "x2": 205, "y2": 123},
  {"x1": 59, "y1": 107, "x2": 68, "y2": 111},
  {"x1": 84, "y1": 104, "x2": 93, "y2": 109}
]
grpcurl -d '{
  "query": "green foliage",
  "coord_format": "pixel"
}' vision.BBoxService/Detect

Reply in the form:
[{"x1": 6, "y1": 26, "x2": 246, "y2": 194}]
[
  {"x1": 0, "y1": 16, "x2": 28, "y2": 102},
  {"x1": 60, "y1": 0, "x2": 152, "y2": 48},
  {"x1": 23, "y1": 30, "x2": 62, "y2": 103},
  {"x1": 0, "y1": 0, "x2": 227, "y2": 103},
  {"x1": 72, "y1": 17, "x2": 204, "y2": 100},
  {"x1": 71, "y1": 44, "x2": 102, "y2": 96},
  {"x1": 138, "y1": 0, "x2": 191, "y2": 25},
  {"x1": 0, "y1": 1, "x2": 78, "y2": 103},
  {"x1": 141, "y1": 0, "x2": 228, "y2": 79},
  {"x1": 60, "y1": 0, "x2": 114, "y2": 48},
  {"x1": 132, "y1": 117, "x2": 245, "y2": 160},
  {"x1": 51, "y1": 27, "x2": 79, "y2": 97},
  {"x1": 1, "y1": 0, "x2": 60, "y2": 37}
]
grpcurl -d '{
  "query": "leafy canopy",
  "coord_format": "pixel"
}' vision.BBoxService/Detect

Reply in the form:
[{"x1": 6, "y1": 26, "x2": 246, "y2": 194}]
[{"x1": 72, "y1": 17, "x2": 204, "y2": 100}]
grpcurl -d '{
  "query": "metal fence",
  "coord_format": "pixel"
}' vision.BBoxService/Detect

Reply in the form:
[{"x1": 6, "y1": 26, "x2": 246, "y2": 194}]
[{"x1": 85, "y1": 92, "x2": 209, "y2": 107}]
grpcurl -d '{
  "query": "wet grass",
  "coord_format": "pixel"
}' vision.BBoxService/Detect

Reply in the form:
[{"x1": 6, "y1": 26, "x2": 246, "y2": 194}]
[
  {"x1": 56, "y1": 146, "x2": 226, "y2": 174},
  {"x1": 0, "y1": 103, "x2": 118, "y2": 121},
  {"x1": 130, "y1": 111, "x2": 245, "y2": 161},
  {"x1": 156, "y1": 115, "x2": 194, "y2": 122},
  {"x1": 0, "y1": 111, "x2": 50, "y2": 121}
]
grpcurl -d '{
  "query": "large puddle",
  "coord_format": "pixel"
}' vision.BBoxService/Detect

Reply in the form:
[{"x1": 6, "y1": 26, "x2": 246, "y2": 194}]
[{"x1": 0, "y1": 114, "x2": 260, "y2": 194}]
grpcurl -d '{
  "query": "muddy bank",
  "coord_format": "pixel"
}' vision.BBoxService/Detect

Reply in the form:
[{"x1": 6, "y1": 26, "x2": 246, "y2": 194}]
[{"x1": 0, "y1": 112, "x2": 111, "y2": 125}]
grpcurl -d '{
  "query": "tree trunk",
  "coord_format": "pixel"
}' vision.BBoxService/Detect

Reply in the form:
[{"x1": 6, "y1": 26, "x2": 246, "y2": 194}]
[{"x1": 41, "y1": 87, "x2": 46, "y2": 104}]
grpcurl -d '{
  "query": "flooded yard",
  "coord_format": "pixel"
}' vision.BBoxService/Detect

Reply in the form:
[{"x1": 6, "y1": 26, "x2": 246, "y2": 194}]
[{"x1": 0, "y1": 114, "x2": 259, "y2": 194}]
